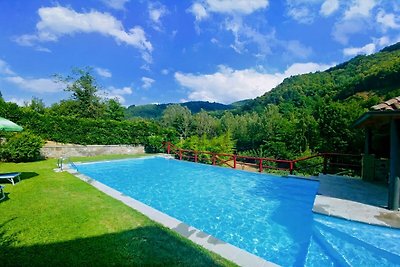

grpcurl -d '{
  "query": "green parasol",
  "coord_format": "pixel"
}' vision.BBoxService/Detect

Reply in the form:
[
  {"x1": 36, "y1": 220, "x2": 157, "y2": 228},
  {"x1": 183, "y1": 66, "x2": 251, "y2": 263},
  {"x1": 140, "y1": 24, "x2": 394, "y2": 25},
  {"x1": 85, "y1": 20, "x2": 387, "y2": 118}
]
[{"x1": 0, "y1": 117, "x2": 23, "y2": 132}]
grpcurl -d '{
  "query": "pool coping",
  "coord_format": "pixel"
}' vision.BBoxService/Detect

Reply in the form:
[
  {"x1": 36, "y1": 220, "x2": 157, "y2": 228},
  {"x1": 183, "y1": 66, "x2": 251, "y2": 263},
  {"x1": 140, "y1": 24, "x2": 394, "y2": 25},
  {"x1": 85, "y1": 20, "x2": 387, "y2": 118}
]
[{"x1": 65, "y1": 166, "x2": 277, "y2": 267}]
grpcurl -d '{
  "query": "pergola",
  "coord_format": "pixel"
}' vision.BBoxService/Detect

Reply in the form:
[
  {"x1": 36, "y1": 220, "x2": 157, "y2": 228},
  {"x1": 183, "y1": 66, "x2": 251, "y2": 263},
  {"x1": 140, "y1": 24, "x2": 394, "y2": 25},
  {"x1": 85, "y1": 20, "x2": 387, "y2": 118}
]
[{"x1": 353, "y1": 97, "x2": 400, "y2": 210}]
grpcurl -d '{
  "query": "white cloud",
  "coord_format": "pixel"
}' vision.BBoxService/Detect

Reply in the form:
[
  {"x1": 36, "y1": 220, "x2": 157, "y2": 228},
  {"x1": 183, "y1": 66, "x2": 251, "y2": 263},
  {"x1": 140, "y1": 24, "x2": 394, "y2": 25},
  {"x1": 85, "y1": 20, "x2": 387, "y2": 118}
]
[
  {"x1": 287, "y1": 6, "x2": 314, "y2": 24},
  {"x1": 320, "y1": 0, "x2": 339, "y2": 16},
  {"x1": 149, "y1": 3, "x2": 168, "y2": 30},
  {"x1": 6, "y1": 97, "x2": 26, "y2": 107},
  {"x1": 189, "y1": 0, "x2": 268, "y2": 21},
  {"x1": 141, "y1": 77, "x2": 155, "y2": 89},
  {"x1": 343, "y1": 43, "x2": 376, "y2": 56},
  {"x1": 225, "y1": 17, "x2": 274, "y2": 56},
  {"x1": 98, "y1": 86, "x2": 132, "y2": 104},
  {"x1": 95, "y1": 67, "x2": 112, "y2": 78},
  {"x1": 189, "y1": 3, "x2": 208, "y2": 21},
  {"x1": 15, "y1": 6, "x2": 152, "y2": 63},
  {"x1": 205, "y1": 0, "x2": 269, "y2": 14},
  {"x1": 285, "y1": 40, "x2": 313, "y2": 59},
  {"x1": 376, "y1": 9, "x2": 400, "y2": 30},
  {"x1": 332, "y1": 18, "x2": 365, "y2": 44},
  {"x1": 161, "y1": 69, "x2": 169, "y2": 75},
  {"x1": 0, "y1": 59, "x2": 15, "y2": 75},
  {"x1": 4, "y1": 75, "x2": 64, "y2": 93},
  {"x1": 101, "y1": 0, "x2": 130, "y2": 10},
  {"x1": 175, "y1": 62, "x2": 332, "y2": 104},
  {"x1": 344, "y1": 0, "x2": 376, "y2": 20}
]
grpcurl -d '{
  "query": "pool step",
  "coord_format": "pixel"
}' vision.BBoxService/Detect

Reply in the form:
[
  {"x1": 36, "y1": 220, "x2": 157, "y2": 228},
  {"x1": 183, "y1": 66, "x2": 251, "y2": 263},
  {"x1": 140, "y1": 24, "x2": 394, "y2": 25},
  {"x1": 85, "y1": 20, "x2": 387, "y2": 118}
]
[{"x1": 313, "y1": 221, "x2": 400, "y2": 266}]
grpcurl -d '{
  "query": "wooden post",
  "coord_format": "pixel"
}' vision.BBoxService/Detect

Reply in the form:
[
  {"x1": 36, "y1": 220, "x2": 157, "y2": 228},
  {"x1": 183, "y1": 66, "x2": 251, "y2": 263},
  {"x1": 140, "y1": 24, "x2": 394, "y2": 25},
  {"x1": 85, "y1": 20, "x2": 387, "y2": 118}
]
[
  {"x1": 167, "y1": 142, "x2": 170, "y2": 154},
  {"x1": 212, "y1": 153, "x2": 216, "y2": 165},
  {"x1": 259, "y1": 159, "x2": 263, "y2": 172},
  {"x1": 179, "y1": 149, "x2": 182, "y2": 160},
  {"x1": 233, "y1": 155, "x2": 237, "y2": 169},
  {"x1": 323, "y1": 155, "x2": 328, "y2": 174},
  {"x1": 194, "y1": 151, "x2": 198, "y2": 162},
  {"x1": 389, "y1": 119, "x2": 400, "y2": 210},
  {"x1": 364, "y1": 128, "x2": 372, "y2": 155},
  {"x1": 289, "y1": 161, "x2": 294, "y2": 175}
]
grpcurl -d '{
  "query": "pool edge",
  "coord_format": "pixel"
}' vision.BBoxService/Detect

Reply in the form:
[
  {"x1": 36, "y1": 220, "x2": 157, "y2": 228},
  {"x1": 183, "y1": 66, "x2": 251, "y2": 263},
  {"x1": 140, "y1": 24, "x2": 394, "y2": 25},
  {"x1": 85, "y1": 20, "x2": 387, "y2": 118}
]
[{"x1": 66, "y1": 167, "x2": 278, "y2": 267}]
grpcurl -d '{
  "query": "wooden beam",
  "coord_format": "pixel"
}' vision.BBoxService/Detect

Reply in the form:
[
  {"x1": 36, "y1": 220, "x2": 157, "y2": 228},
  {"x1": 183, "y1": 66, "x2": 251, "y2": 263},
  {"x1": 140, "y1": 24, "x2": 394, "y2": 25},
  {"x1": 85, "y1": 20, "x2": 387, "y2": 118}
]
[{"x1": 388, "y1": 119, "x2": 400, "y2": 210}]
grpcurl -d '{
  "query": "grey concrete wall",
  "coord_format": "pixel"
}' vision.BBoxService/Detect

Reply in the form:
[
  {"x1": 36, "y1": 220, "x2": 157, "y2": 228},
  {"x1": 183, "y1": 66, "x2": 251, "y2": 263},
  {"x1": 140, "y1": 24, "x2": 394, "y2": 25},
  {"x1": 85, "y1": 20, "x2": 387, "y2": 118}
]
[{"x1": 41, "y1": 144, "x2": 145, "y2": 158}]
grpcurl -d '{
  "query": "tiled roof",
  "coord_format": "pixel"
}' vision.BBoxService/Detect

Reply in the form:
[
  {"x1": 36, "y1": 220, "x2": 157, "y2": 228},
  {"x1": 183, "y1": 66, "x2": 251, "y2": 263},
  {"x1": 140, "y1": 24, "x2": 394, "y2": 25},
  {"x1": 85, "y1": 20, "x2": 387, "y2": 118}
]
[{"x1": 371, "y1": 96, "x2": 400, "y2": 111}]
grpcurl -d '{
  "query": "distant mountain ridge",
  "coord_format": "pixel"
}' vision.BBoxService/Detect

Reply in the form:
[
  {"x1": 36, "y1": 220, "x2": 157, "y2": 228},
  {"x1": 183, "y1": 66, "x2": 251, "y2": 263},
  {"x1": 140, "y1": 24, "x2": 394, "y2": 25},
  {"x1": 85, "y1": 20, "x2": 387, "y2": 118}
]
[{"x1": 125, "y1": 101, "x2": 235, "y2": 119}]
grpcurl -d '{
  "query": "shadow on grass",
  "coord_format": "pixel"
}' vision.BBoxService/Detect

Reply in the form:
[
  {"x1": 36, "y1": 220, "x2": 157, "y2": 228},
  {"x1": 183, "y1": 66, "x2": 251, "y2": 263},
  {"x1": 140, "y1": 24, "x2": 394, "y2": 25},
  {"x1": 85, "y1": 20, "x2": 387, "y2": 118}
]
[{"x1": 0, "y1": 224, "x2": 226, "y2": 266}]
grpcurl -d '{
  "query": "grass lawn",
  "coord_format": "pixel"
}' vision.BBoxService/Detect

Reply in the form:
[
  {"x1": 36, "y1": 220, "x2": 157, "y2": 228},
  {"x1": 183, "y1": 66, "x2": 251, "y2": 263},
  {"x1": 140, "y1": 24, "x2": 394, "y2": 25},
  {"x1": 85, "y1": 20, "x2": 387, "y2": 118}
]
[{"x1": 0, "y1": 155, "x2": 235, "y2": 266}]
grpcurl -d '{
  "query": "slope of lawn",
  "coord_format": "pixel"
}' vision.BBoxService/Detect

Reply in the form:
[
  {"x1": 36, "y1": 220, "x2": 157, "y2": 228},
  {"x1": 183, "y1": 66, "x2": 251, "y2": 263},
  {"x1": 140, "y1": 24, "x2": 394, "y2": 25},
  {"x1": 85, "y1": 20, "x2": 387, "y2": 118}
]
[{"x1": 0, "y1": 156, "x2": 235, "y2": 266}]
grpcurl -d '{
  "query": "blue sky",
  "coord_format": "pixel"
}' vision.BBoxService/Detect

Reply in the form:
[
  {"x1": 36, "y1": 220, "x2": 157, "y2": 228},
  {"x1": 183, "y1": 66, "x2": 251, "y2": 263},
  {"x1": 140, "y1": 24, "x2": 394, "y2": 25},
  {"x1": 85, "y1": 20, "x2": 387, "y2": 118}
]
[{"x1": 0, "y1": 0, "x2": 399, "y2": 106}]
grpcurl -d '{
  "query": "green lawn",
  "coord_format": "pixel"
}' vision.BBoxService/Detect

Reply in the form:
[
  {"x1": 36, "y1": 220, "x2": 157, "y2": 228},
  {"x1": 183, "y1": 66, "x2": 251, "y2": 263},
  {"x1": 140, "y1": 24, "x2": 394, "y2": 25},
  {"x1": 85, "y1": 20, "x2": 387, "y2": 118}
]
[{"x1": 0, "y1": 156, "x2": 235, "y2": 266}]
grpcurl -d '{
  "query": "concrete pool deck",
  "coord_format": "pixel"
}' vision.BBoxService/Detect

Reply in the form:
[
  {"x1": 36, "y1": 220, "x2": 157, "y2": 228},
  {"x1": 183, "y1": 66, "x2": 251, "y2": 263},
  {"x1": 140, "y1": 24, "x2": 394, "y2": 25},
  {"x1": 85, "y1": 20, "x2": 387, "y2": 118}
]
[{"x1": 311, "y1": 174, "x2": 400, "y2": 228}]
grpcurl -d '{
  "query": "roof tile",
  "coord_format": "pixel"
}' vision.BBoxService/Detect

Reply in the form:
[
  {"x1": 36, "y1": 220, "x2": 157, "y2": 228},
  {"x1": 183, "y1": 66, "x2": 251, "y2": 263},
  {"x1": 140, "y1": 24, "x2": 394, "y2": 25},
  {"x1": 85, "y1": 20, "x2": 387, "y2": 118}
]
[{"x1": 371, "y1": 96, "x2": 400, "y2": 111}]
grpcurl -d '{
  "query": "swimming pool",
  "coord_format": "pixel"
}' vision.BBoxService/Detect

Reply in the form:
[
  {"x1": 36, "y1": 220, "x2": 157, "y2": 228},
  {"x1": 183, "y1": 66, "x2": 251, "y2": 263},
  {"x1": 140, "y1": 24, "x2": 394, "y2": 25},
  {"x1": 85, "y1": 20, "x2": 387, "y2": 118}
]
[{"x1": 76, "y1": 156, "x2": 400, "y2": 266}]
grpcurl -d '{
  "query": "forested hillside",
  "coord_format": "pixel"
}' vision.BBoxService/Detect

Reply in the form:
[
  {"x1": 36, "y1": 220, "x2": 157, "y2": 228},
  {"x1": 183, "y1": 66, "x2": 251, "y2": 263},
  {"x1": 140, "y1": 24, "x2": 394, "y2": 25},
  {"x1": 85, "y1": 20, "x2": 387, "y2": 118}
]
[
  {"x1": 126, "y1": 101, "x2": 234, "y2": 119},
  {"x1": 241, "y1": 42, "x2": 400, "y2": 113}
]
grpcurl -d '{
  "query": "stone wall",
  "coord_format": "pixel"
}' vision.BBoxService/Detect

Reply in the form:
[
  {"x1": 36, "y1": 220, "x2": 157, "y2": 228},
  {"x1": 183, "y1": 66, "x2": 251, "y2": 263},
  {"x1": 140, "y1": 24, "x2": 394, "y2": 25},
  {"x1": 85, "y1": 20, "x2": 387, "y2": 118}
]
[{"x1": 41, "y1": 144, "x2": 145, "y2": 158}]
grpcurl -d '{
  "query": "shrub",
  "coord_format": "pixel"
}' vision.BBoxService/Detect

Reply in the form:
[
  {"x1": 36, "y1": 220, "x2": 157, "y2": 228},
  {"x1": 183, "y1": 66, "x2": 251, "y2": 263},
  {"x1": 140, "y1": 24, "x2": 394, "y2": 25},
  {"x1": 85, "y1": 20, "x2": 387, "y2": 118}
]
[
  {"x1": 0, "y1": 132, "x2": 44, "y2": 162},
  {"x1": 144, "y1": 135, "x2": 165, "y2": 153}
]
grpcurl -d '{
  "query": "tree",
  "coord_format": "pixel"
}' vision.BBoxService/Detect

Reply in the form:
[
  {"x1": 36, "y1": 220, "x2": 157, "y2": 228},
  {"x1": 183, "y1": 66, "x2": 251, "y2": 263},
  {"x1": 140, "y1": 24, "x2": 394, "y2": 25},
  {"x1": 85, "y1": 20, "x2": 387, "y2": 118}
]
[
  {"x1": 162, "y1": 104, "x2": 192, "y2": 138},
  {"x1": 104, "y1": 99, "x2": 125, "y2": 121},
  {"x1": 25, "y1": 97, "x2": 46, "y2": 114},
  {"x1": 192, "y1": 109, "x2": 218, "y2": 137},
  {"x1": 55, "y1": 68, "x2": 103, "y2": 118}
]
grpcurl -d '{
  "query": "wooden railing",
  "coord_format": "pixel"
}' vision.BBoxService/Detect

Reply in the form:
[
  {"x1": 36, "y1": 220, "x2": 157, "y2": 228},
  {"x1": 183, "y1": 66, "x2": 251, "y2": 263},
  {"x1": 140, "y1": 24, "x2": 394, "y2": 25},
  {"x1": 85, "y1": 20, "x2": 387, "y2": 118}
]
[{"x1": 163, "y1": 142, "x2": 362, "y2": 176}]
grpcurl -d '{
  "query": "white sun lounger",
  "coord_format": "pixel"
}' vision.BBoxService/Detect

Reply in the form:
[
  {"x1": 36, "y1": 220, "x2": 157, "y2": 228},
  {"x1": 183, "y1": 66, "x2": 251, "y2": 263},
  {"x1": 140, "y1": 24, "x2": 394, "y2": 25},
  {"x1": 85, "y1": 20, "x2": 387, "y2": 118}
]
[{"x1": 0, "y1": 172, "x2": 21, "y2": 185}]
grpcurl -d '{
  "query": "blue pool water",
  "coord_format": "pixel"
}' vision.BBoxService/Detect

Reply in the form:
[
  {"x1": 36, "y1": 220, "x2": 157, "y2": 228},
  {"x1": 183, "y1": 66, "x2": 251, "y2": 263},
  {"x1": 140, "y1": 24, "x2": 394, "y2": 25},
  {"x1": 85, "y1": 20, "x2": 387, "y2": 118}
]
[{"x1": 77, "y1": 157, "x2": 400, "y2": 266}]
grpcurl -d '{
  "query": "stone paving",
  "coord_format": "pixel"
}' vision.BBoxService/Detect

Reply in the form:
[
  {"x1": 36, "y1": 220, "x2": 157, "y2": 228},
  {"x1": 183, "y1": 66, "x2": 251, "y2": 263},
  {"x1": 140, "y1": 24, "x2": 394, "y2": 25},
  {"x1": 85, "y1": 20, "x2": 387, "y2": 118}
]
[{"x1": 312, "y1": 174, "x2": 400, "y2": 228}]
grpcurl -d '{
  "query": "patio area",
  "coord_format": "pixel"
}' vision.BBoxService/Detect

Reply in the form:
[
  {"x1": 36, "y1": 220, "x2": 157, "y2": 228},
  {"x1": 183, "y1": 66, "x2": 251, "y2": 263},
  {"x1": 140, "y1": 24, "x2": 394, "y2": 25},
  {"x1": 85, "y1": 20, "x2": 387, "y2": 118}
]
[{"x1": 312, "y1": 174, "x2": 400, "y2": 228}]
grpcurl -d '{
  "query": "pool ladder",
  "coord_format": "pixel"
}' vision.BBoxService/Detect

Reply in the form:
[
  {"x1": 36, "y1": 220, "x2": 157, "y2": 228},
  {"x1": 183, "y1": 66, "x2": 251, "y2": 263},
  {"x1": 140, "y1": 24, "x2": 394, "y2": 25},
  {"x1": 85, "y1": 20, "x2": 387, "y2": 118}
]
[{"x1": 57, "y1": 157, "x2": 78, "y2": 171}]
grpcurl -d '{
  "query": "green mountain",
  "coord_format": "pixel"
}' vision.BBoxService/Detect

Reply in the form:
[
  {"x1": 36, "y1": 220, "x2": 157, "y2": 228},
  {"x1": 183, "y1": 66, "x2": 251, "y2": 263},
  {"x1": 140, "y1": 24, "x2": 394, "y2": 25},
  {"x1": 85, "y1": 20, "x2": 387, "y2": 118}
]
[
  {"x1": 126, "y1": 101, "x2": 234, "y2": 119},
  {"x1": 240, "y1": 42, "x2": 400, "y2": 113}
]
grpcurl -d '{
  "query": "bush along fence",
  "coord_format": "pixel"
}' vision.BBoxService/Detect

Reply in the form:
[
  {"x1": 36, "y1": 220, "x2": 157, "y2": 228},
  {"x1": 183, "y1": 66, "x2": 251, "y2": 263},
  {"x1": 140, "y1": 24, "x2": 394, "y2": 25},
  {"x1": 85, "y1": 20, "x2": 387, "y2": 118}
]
[{"x1": 163, "y1": 142, "x2": 362, "y2": 176}]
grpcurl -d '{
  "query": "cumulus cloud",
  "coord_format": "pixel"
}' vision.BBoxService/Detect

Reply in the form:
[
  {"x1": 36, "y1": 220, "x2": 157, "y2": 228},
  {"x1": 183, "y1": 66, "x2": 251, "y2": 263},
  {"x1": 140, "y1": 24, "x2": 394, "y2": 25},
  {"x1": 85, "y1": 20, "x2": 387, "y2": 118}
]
[
  {"x1": 141, "y1": 77, "x2": 155, "y2": 89},
  {"x1": 332, "y1": 18, "x2": 365, "y2": 44},
  {"x1": 175, "y1": 62, "x2": 332, "y2": 104},
  {"x1": 15, "y1": 6, "x2": 152, "y2": 63},
  {"x1": 189, "y1": 0, "x2": 268, "y2": 19},
  {"x1": 95, "y1": 67, "x2": 112, "y2": 78},
  {"x1": 320, "y1": 0, "x2": 339, "y2": 16},
  {"x1": 0, "y1": 59, "x2": 15, "y2": 75},
  {"x1": 101, "y1": 0, "x2": 130, "y2": 10},
  {"x1": 98, "y1": 86, "x2": 132, "y2": 104},
  {"x1": 285, "y1": 40, "x2": 313, "y2": 59},
  {"x1": 287, "y1": 5, "x2": 314, "y2": 24},
  {"x1": 148, "y1": 2, "x2": 168, "y2": 31},
  {"x1": 189, "y1": 3, "x2": 208, "y2": 21},
  {"x1": 225, "y1": 17, "x2": 274, "y2": 56},
  {"x1": 4, "y1": 75, "x2": 64, "y2": 93},
  {"x1": 344, "y1": 0, "x2": 376, "y2": 20},
  {"x1": 376, "y1": 9, "x2": 400, "y2": 30},
  {"x1": 343, "y1": 43, "x2": 376, "y2": 56}
]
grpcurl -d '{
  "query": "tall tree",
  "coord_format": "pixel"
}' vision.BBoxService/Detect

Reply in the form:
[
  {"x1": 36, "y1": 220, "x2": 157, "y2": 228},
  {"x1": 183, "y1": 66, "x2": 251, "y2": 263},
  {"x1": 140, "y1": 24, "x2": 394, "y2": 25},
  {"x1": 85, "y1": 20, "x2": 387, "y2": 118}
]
[
  {"x1": 162, "y1": 104, "x2": 192, "y2": 138},
  {"x1": 55, "y1": 68, "x2": 103, "y2": 118}
]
